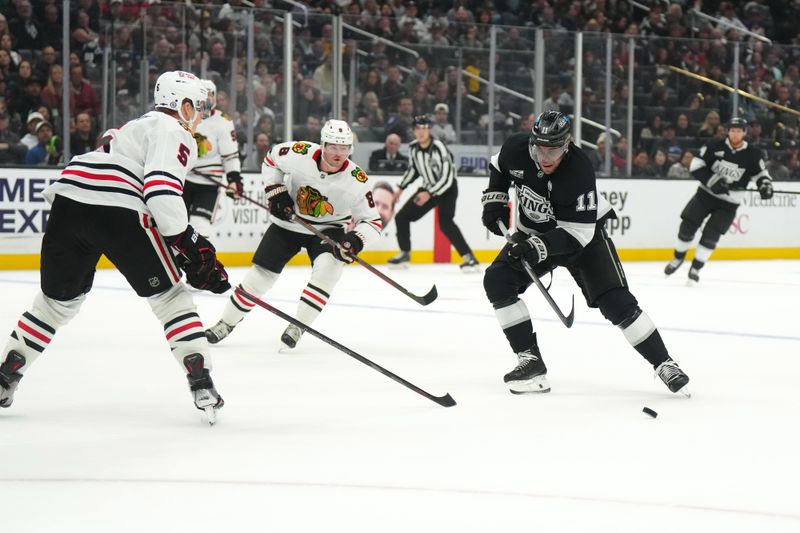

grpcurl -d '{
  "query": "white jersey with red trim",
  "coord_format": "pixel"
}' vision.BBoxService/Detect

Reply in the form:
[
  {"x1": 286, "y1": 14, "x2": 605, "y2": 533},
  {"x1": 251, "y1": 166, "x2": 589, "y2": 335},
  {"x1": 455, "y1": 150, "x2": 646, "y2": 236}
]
[
  {"x1": 262, "y1": 141, "x2": 382, "y2": 248},
  {"x1": 187, "y1": 109, "x2": 240, "y2": 185},
  {"x1": 42, "y1": 111, "x2": 197, "y2": 237}
]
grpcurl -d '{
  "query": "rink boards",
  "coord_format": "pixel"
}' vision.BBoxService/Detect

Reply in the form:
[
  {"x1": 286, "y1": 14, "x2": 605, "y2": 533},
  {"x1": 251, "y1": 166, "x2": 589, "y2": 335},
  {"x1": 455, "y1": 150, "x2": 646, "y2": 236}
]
[{"x1": 1, "y1": 167, "x2": 799, "y2": 269}]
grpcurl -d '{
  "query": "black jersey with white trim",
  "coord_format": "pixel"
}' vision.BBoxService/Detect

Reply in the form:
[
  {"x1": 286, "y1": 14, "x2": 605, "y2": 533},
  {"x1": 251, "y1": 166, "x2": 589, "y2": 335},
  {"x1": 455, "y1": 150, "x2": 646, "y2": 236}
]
[
  {"x1": 488, "y1": 133, "x2": 613, "y2": 257},
  {"x1": 690, "y1": 138, "x2": 771, "y2": 204}
]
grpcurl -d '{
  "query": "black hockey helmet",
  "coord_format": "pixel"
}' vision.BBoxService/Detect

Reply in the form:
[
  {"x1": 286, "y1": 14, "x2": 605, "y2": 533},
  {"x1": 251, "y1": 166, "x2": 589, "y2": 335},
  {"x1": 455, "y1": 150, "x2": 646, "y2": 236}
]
[
  {"x1": 727, "y1": 117, "x2": 748, "y2": 131},
  {"x1": 412, "y1": 114, "x2": 432, "y2": 127},
  {"x1": 530, "y1": 111, "x2": 571, "y2": 147}
]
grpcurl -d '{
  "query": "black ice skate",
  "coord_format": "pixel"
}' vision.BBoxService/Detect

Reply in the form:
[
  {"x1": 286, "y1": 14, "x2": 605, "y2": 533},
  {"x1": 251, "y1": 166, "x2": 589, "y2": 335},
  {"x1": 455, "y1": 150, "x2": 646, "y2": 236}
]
[
  {"x1": 504, "y1": 346, "x2": 550, "y2": 394},
  {"x1": 183, "y1": 354, "x2": 224, "y2": 425},
  {"x1": 387, "y1": 251, "x2": 410, "y2": 269},
  {"x1": 664, "y1": 255, "x2": 685, "y2": 276},
  {"x1": 459, "y1": 253, "x2": 481, "y2": 273},
  {"x1": 205, "y1": 319, "x2": 235, "y2": 344},
  {"x1": 656, "y1": 360, "x2": 690, "y2": 397},
  {"x1": 687, "y1": 266, "x2": 701, "y2": 286},
  {"x1": 0, "y1": 351, "x2": 26, "y2": 408},
  {"x1": 280, "y1": 324, "x2": 304, "y2": 349}
]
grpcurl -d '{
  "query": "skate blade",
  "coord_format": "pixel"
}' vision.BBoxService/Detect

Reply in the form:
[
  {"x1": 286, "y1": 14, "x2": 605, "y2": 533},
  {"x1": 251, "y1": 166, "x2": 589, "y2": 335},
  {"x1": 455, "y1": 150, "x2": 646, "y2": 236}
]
[
  {"x1": 202, "y1": 406, "x2": 218, "y2": 425},
  {"x1": 676, "y1": 386, "x2": 692, "y2": 398},
  {"x1": 506, "y1": 375, "x2": 551, "y2": 394},
  {"x1": 460, "y1": 266, "x2": 482, "y2": 274},
  {"x1": 686, "y1": 279, "x2": 698, "y2": 287},
  {"x1": 387, "y1": 263, "x2": 410, "y2": 270}
]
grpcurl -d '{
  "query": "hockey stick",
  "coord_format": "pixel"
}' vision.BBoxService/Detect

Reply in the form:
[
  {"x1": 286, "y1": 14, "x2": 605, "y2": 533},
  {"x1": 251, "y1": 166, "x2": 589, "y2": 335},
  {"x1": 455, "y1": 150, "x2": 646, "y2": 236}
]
[
  {"x1": 234, "y1": 287, "x2": 456, "y2": 408},
  {"x1": 497, "y1": 221, "x2": 575, "y2": 328},
  {"x1": 203, "y1": 176, "x2": 438, "y2": 306},
  {"x1": 289, "y1": 214, "x2": 438, "y2": 306}
]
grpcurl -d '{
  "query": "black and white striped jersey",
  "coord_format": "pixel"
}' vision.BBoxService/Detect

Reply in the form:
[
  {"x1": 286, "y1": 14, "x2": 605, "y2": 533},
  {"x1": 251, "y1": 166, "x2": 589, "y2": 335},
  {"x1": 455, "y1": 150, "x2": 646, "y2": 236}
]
[
  {"x1": 398, "y1": 138, "x2": 455, "y2": 196},
  {"x1": 42, "y1": 111, "x2": 197, "y2": 237},
  {"x1": 690, "y1": 138, "x2": 771, "y2": 205},
  {"x1": 187, "y1": 109, "x2": 241, "y2": 185}
]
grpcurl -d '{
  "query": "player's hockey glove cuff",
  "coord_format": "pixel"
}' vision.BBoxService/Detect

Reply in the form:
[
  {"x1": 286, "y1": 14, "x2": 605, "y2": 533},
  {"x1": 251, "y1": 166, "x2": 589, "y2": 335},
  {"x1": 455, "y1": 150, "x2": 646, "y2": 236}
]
[
  {"x1": 333, "y1": 231, "x2": 364, "y2": 263},
  {"x1": 508, "y1": 232, "x2": 549, "y2": 265},
  {"x1": 264, "y1": 184, "x2": 294, "y2": 220},
  {"x1": 758, "y1": 178, "x2": 773, "y2": 199},
  {"x1": 226, "y1": 171, "x2": 244, "y2": 199},
  {"x1": 481, "y1": 189, "x2": 510, "y2": 236}
]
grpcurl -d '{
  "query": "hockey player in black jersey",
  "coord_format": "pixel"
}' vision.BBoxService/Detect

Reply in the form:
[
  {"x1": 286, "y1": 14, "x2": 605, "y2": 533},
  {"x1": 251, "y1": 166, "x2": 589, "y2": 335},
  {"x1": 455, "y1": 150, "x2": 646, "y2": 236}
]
[
  {"x1": 481, "y1": 111, "x2": 690, "y2": 395},
  {"x1": 664, "y1": 117, "x2": 773, "y2": 284}
]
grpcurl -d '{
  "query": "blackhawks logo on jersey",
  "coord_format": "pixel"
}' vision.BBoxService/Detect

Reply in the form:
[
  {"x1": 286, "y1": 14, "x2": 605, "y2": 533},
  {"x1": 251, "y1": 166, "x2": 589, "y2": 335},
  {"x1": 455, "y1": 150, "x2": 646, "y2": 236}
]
[
  {"x1": 351, "y1": 166, "x2": 368, "y2": 183},
  {"x1": 292, "y1": 142, "x2": 310, "y2": 155},
  {"x1": 193, "y1": 132, "x2": 212, "y2": 158},
  {"x1": 297, "y1": 186, "x2": 334, "y2": 217}
]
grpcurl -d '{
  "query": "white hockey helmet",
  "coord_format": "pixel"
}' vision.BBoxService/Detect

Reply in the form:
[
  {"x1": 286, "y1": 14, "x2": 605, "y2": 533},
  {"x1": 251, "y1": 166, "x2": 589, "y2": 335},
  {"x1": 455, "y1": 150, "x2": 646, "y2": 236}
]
[
  {"x1": 153, "y1": 70, "x2": 207, "y2": 123},
  {"x1": 202, "y1": 79, "x2": 217, "y2": 110},
  {"x1": 320, "y1": 119, "x2": 354, "y2": 154}
]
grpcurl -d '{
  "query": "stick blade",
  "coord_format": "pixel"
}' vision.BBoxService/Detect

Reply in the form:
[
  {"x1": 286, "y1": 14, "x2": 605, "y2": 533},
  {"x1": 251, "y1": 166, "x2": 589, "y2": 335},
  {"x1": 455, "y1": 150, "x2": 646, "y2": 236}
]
[
  {"x1": 434, "y1": 393, "x2": 457, "y2": 407},
  {"x1": 564, "y1": 295, "x2": 575, "y2": 328},
  {"x1": 416, "y1": 285, "x2": 438, "y2": 306}
]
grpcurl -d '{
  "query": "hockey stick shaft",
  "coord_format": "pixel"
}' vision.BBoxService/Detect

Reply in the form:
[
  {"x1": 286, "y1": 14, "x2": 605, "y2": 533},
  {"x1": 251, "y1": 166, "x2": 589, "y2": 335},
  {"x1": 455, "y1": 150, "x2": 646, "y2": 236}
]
[
  {"x1": 497, "y1": 221, "x2": 575, "y2": 328},
  {"x1": 203, "y1": 176, "x2": 437, "y2": 306},
  {"x1": 234, "y1": 287, "x2": 456, "y2": 407}
]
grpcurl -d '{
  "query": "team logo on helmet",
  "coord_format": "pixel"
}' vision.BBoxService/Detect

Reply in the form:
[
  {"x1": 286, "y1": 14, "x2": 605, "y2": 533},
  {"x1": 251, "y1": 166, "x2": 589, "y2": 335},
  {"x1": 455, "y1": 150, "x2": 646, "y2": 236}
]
[
  {"x1": 296, "y1": 186, "x2": 334, "y2": 217},
  {"x1": 351, "y1": 166, "x2": 368, "y2": 183},
  {"x1": 292, "y1": 142, "x2": 310, "y2": 155}
]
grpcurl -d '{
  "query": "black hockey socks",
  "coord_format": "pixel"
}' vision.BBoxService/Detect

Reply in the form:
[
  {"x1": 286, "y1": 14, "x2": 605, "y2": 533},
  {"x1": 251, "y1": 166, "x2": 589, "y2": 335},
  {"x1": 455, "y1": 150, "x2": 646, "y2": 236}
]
[
  {"x1": 618, "y1": 309, "x2": 670, "y2": 367},
  {"x1": 492, "y1": 297, "x2": 539, "y2": 353}
]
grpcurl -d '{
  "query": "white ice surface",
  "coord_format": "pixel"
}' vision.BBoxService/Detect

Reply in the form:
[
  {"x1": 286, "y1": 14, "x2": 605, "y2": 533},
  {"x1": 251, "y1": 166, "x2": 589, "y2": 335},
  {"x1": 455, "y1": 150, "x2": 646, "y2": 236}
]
[{"x1": 1, "y1": 260, "x2": 799, "y2": 532}]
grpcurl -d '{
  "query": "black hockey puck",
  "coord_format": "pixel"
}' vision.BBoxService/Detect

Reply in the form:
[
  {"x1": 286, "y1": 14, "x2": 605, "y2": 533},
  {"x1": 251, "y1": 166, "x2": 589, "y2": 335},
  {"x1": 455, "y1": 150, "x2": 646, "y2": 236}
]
[{"x1": 642, "y1": 407, "x2": 658, "y2": 418}]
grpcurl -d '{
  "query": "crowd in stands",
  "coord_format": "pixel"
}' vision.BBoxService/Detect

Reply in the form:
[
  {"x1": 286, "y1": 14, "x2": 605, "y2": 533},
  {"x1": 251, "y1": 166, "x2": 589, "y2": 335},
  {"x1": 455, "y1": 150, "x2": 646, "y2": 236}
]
[{"x1": 2, "y1": 0, "x2": 800, "y2": 179}]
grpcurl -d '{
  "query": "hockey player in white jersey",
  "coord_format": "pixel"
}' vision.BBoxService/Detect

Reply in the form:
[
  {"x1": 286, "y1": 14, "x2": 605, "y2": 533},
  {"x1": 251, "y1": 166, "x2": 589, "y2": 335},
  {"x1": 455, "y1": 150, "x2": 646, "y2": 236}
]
[
  {"x1": 184, "y1": 79, "x2": 243, "y2": 237},
  {"x1": 205, "y1": 119, "x2": 382, "y2": 349},
  {"x1": 0, "y1": 71, "x2": 229, "y2": 424}
]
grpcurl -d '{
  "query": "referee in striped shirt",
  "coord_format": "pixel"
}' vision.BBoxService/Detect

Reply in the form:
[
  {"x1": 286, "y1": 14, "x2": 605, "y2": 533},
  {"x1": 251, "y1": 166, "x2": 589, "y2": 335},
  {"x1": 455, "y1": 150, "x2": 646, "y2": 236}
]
[{"x1": 388, "y1": 115, "x2": 479, "y2": 270}]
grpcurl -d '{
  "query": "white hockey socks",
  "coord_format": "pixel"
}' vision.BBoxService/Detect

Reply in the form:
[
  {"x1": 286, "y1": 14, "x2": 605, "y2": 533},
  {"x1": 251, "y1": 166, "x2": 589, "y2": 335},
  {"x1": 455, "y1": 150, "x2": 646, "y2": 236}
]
[
  {"x1": 222, "y1": 264, "x2": 279, "y2": 326},
  {"x1": 147, "y1": 284, "x2": 210, "y2": 366},
  {"x1": 3, "y1": 292, "x2": 84, "y2": 372},
  {"x1": 296, "y1": 253, "x2": 343, "y2": 326}
]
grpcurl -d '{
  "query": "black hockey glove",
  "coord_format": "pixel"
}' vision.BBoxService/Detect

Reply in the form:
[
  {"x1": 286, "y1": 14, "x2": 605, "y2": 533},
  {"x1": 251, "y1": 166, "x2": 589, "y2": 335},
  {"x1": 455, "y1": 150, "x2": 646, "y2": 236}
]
[
  {"x1": 706, "y1": 174, "x2": 729, "y2": 194},
  {"x1": 167, "y1": 225, "x2": 232, "y2": 294},
  {"x1": 265, "y1": 183, "x2": 294, "y2": 221},
  {"x1": 481, "y1": 189, "x2": 510, "y2": 236},
  {"x1": 226, "y1": 171, "x2": 244, "y2": 199},
  {"x1": 508, "y1": 232, "x2": 549, "y2": 266},
  {"x1": 332, "y1": 231, "x2": 365, "y2": 264},
  {"x1": 758, "y1": 178, "x2": 773, "y2": 200}
]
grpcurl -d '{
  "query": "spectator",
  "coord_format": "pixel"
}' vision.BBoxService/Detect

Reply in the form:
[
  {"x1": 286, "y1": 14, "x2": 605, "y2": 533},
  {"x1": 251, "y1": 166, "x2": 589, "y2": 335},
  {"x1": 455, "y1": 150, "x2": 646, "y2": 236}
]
[
  {"x1": 654, "y1": 122, "x2": 682, "y2": 155},
  {"x1": 9, "y1": 78, "x2": 43, "y2": 123},
  {"x1": 651, "y1": 148, "x2": 669, "y2": 177},
  {"x1": 371, "y1": 180, "x2": 397, "y2": 227},
  {"x1": 312, "y1": 53, "x2": 346, "y2": 100},
  {"x1": 587, "y1": 132, "x2": 607, "y2": 172},
  {"x1": 247, "y1": 132, "x2": 271, "y2": 170},
  {"x1": 379, "y1": 66, "x2": 408, "y2": 108},
  {"x1": 72, "y1": 9, "x2": 100, "y2": 67},
  {"x1": 639, "y1": 114, "x2": 663, "y2": 150},
  {"x1": 40, "y1": 64, "x2": 64, "y2": 111},
  {"x1": 430, "y1": 102, "x2": 456, "y2": 144},
  {"x1": 20, "y1": 111, "x2": 44, "y2": 150},
  {"x1": 398, "y1": 2, "x2": 429, "y2": 41},
  {"x1": 70, "y1": 112, "x2": 95, "y2": 155},
  {"x1": 410, "y1": 83, "x2": 433, "y2": 116},
  {"x1": 697, "y1": 111, "x2": 721, "y2": 138},
  {"x1": 369, "y1": 133, "x2": 408, "y2": 173},
  {"x1": 34, "y1": 46, "x2": 57, "y2": 81},
  {"x1": 0, "y1": 33, "x2": 21, "y2": 69},
  {"x1": 252, "y1": 85, "x2": 276, "y2": 124},
  {"x1": 667, "y1": 149, "x2": 695, "y2": 179},
  {"x1": 295, "y1": 114, "x2": 322, "y2": 145},
  {"x1": 631, "y1": 149, "x2": 655, "y2": 177},
  {"x1": 611, "y1": 135, "x2": 628, "y2": 173},
  {"x1": 40, "y1": 2, "x2": 62, "y2": 49},
  {"x1": 766, "y1": 153, "x2": 790, "y2": 181},
  {"x1": 24, "y1": 121, "x2": 60, "y2": 166},
  {"x1": 69, "y1": 63, "x2": 101, "y2": 117},
  {"x1": 675, "y1": 113, "x2": 692, "y2": 138},
  {"x1": 386, "y1": 96, "x2": 416, "y2": 142},
  {"x1": 294, "y1": 77, "x2": 325, "y2": 121},
  {"x1": 189, "y1": 10, "x2": 224, "y2": 57},
  {"x1": 0, "y1": 110, "x2": 28, "y2": 164},
  {"x1": 10, "y1": 1, "x2": 43, "y2": 51},
  {"x1": 114, "y1": 89, "x2": 137, "y2": 127},
  {"x1": 356, "y1": 90, "x2": 385, "y2": 128}
]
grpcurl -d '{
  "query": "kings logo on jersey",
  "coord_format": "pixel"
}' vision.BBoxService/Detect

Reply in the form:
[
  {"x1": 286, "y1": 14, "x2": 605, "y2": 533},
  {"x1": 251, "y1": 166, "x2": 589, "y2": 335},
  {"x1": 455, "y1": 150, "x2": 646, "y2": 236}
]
[
  {"x1": 292, "y1": 142, "x2": 310, "y2": 155},
  {"x1": 517, "y1": 185, "x2": 554, "y2": 223},
  {"x1": 297, "y1": 186, "x2": 334, "y2": 217},
  {"x1": 351, "y1": 166, "x2": 368, "y2": 183}
]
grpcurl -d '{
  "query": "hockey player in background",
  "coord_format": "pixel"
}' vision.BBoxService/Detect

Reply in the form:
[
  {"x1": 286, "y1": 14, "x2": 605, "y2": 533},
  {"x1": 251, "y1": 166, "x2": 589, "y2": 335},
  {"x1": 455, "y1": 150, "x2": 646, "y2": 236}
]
[
  {"x1": 481, "y1": 111, "x2": 690, "y2": 395},
  {"x1": 387, "y1": 115, "x2": 479, "y2": 271},
  {"x1": 664, "y1": 117, "x2": 773, "y2": 284},
  {"x1": 184, "y1": 79, "x2": 243, "y2": 237},
  {"x1": 0, "y1": 71, "x2": 230, "y2": 423},
  {"x1": 205, "y1": 120, "x2": 382, "y2": 349}
]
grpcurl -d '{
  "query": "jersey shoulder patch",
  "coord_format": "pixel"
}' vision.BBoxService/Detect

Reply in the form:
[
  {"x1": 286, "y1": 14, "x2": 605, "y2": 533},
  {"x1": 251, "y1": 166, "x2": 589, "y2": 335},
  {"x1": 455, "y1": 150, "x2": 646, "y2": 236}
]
[
  {"x1": 350, "y1": 165, "x2": 368, "y2": 183},
  {"x1": 291, "y1": 141, "x2": 311, "y2": 155}
]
